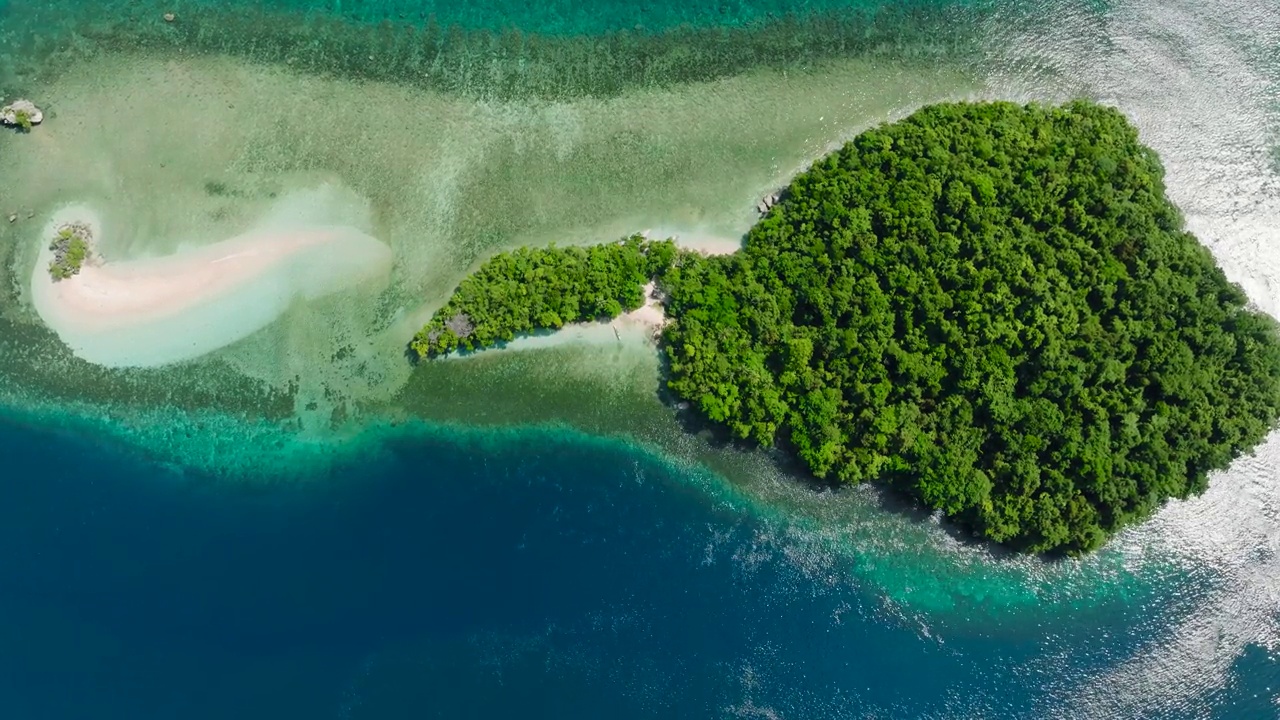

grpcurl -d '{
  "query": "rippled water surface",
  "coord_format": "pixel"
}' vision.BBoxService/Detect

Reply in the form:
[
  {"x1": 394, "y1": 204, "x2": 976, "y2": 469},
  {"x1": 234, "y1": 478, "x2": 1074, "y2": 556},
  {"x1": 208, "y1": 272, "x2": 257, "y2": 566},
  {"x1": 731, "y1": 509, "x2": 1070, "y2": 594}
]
[{"x1": 0, "y1": 0, "x2": 1278, "y2": 717}]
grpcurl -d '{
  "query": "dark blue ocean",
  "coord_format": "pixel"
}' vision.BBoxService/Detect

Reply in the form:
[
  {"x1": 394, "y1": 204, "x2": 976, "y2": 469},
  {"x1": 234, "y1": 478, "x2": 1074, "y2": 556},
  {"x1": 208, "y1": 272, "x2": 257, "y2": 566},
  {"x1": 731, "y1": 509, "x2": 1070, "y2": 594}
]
[{"x1": 1, "y1": 415, "x2": 1277, "y2": 719}]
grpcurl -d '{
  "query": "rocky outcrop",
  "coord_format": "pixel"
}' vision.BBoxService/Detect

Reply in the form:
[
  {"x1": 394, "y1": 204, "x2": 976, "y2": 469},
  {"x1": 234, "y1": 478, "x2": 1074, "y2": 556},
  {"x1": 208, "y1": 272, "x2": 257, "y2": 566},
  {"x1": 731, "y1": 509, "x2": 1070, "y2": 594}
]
[
  {"x1": 756, "y1": 190, "x2": 784, "y2": 216},
  {"x1": 0, "y1": 99, "x2": 43, "y2": 129}
]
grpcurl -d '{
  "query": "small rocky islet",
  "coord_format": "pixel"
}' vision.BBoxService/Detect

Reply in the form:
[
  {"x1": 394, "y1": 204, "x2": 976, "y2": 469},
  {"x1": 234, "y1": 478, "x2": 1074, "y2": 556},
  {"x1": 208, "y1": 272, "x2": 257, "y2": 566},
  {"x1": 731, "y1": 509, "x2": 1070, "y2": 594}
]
[
  {"x1": 47, "y1": 221, "x2": 95, "y2": 281},
  {"x1": 0, "y1": 99, "x2": 43, "y2": 131}
]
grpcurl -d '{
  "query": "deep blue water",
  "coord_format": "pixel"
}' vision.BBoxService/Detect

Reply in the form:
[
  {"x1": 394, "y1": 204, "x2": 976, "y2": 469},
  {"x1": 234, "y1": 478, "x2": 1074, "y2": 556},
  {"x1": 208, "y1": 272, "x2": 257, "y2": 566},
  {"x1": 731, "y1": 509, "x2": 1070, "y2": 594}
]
[{"x1": 1, "y1": 415, "x2": 1276, "y2": 718}]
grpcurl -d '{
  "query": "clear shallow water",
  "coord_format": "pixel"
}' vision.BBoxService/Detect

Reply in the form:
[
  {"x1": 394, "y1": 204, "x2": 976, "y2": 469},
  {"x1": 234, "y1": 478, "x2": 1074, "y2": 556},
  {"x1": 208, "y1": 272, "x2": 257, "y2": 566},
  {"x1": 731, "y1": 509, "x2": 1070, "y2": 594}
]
[
  {"x1": 225, "y1": 0, "x2": 921, "y2": 33},
  {"x1": 1, "y1": 0, "x2": 1279, "y2": 716}
]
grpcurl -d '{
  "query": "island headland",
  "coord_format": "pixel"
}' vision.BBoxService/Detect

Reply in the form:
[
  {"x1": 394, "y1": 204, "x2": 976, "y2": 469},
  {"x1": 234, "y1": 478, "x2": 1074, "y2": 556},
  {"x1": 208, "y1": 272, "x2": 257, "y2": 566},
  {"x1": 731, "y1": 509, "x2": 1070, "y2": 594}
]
[{"x1": 412, "y1": 100, "x2": 1280, "y2": 555}]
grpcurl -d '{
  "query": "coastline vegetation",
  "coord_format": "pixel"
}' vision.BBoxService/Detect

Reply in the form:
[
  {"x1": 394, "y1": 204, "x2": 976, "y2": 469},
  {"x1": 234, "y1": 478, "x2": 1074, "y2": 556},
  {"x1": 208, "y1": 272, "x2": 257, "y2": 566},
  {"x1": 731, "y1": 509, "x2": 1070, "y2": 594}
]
[
  {"x1": 47, "y1": 223, "x2": 93, "y2": 281},
  {"x1": 410, "y1": 235, "x2": 676, "y2": 357},
  {"x1": 413, "y1": 100, "x2": 1280, "y2": 554}
]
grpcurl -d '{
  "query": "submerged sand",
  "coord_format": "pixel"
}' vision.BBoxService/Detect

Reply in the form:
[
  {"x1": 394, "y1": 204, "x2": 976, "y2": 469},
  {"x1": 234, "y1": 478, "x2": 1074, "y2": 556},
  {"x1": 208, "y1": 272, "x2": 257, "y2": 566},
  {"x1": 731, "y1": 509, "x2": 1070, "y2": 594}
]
[{"x1": 31, "y1": 196, "x2": 393, "y2": 368}]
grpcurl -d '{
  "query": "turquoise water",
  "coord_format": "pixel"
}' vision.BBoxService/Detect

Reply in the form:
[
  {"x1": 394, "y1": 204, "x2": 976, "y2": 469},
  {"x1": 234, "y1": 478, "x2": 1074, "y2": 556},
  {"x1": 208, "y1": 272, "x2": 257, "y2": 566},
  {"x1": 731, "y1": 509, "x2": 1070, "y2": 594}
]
[
  {"x1": 0, "y1": 0, "x2": 980, "y2": 98},
  {"x1": 223, "y1": 0, "x2": 914, "y2": 33},
  {"x1": 2, "y1": 0, "x2": 1280, "y2": 715}
]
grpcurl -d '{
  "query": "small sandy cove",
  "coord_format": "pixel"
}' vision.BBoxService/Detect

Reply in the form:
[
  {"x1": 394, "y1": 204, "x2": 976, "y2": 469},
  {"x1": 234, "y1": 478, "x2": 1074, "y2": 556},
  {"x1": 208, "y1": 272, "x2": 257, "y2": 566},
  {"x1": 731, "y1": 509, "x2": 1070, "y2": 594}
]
[{"x1": 439, "y1": 230, "x2": 743, "y2": 358}]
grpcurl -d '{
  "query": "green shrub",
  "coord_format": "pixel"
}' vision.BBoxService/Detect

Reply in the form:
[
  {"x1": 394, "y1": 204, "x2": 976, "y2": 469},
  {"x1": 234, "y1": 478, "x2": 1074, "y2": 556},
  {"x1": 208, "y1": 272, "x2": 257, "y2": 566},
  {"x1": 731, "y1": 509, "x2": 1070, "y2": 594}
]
[{"x1": 47, "y1": 226, "x2": 92, "y2": 280}]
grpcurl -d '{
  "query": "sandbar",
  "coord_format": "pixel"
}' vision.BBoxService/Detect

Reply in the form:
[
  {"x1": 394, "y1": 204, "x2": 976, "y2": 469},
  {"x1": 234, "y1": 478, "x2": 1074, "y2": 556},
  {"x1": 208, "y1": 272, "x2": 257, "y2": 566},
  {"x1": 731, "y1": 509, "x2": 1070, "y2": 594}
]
[
  {"x1": 31, "y1": 202, "x2": 393, "y2": 367},
  {"x1": 648, "y1": 227, "x2": 745, "y2": 257}
]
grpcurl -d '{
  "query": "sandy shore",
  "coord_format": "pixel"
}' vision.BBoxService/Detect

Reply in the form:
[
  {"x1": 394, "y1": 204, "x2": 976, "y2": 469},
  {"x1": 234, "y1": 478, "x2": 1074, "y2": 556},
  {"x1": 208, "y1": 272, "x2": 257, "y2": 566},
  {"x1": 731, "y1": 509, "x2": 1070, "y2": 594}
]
[
  {"x1": 31, "y1": 203, "x2": 392, "y2": 367},
  {"x1": 610, "y1": 281, "x2": 669, "y2": 337},
  {"x1": 650, "y1": 227, "x2": 744, "y2": 258}
]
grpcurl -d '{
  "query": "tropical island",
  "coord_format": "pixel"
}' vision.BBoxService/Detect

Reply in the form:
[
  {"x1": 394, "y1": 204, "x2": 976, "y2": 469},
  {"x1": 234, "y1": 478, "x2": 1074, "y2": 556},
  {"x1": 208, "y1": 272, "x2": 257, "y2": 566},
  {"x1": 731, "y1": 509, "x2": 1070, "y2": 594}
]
[
  {"x1": 412, "y1": 100, "x2": 1280, "y2": 555},
  {"x1": 0, "y1": 99, "x2": 43, "y2": 131}
]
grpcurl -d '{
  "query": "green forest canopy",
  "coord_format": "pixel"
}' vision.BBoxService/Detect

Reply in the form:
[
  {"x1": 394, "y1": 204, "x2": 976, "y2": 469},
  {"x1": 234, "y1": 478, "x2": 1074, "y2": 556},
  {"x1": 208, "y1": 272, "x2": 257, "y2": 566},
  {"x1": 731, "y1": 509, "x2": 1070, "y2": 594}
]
[
  {"x1": 660, "y1": 100, "x2": 1280, "y2": 553},
  {"x1": 414, "y1": 100, "x2": 1280, "y2": 555},
  {"x1": 411, "y1": 235, "x2": 675, "y2": 357}
]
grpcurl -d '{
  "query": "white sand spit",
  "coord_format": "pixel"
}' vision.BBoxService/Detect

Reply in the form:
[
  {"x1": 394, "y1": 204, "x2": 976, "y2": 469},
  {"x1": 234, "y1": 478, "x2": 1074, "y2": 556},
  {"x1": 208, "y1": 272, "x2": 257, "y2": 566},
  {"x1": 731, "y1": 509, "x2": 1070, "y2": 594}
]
[{"x1": 31, "y1": 197, "x2": 393, "y2": 367}]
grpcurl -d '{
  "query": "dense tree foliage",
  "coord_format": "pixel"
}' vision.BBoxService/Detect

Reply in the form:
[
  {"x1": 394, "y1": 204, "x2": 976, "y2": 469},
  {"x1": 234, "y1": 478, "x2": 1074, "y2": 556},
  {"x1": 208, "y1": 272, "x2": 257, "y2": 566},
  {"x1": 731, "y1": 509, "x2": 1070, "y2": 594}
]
[
  {"x1": 660, "y1": 101, "x2": 1280, "y2": 553},
  {"x1": 412, "y1": 235, "x2": 676, "y2": 357}
]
